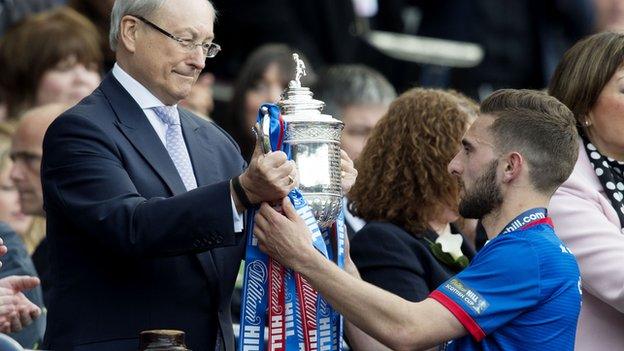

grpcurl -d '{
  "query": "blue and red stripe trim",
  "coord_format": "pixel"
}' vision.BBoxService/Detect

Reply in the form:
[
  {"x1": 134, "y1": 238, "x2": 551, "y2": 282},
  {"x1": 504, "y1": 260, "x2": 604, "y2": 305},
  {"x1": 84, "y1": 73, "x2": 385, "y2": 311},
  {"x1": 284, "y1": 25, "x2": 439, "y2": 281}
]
[{"x1": 429, "y1": 290, "x2": 487, "y2": 342}]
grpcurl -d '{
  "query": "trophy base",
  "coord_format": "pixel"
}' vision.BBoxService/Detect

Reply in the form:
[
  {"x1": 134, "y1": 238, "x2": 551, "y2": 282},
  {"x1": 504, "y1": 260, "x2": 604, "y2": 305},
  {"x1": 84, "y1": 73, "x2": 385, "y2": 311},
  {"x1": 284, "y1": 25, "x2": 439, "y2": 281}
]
[{"x1": 301, "y1": 192, "x2": 342, "y2": 228}]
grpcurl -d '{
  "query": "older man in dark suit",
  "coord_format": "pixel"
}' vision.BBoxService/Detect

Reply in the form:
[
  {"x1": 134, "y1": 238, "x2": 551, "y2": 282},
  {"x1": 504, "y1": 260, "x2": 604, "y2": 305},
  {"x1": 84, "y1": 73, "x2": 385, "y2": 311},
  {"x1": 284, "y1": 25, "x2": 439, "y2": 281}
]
[{"x1": 40, "y1": 0, "x2": 298, "y2": 350}]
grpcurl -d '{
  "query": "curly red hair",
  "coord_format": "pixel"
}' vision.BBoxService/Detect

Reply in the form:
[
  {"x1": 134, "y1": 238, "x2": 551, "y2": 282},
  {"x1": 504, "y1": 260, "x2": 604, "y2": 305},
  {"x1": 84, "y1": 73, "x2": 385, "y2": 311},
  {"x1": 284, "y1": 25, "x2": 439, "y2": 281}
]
[{"x1": 348, "y1": 88, "x2": 477, "y2": 234}]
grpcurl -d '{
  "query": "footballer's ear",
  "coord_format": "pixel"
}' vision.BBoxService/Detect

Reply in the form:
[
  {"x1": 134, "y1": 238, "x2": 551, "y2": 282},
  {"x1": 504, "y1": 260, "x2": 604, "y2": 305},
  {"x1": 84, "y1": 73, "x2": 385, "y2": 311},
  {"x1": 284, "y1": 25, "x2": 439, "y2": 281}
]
[{"x1": 502, "y1": 151, "x2": 524, "y2": 184}]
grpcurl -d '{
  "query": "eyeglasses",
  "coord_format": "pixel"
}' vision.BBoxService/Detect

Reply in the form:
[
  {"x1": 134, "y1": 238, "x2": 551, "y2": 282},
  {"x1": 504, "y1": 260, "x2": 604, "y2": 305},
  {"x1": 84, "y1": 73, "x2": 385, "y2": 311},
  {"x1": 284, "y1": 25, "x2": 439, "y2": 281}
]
[{"x1": 134, "y1": 15, "x2": 221, "y2": 58}]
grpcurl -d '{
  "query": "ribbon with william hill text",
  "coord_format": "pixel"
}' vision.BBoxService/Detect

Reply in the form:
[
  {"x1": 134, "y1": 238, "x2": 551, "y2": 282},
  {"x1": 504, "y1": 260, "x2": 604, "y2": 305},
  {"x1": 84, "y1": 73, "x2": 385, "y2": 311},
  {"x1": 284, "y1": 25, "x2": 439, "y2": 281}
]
[{"x1": 239, "y1": 104, "x2": 344, "y2": 351}]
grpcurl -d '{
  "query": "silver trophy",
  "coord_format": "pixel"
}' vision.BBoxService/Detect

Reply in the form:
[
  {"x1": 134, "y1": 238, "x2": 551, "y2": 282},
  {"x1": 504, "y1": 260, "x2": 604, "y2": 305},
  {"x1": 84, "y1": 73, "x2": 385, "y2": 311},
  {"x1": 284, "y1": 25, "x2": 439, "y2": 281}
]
[{"x1": 277, "y1": 54, "x2": 344, "y2": 228}]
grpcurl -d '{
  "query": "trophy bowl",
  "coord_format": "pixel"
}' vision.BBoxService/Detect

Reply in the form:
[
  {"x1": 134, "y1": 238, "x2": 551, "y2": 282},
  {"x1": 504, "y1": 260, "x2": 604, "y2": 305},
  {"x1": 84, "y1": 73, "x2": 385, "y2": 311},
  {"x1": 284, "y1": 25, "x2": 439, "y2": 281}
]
[
  {"x1": 284, "y1": 119, "x2": 343, "y2": 228},
  {"x1": 278, "y1": 54, "x2": 344, "y2": 228}
]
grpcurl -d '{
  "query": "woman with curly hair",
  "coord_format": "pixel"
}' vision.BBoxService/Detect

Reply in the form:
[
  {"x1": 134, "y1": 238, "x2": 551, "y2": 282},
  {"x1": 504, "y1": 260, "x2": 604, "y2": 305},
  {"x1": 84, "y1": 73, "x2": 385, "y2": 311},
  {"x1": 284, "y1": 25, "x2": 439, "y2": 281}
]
[{"x1": 349, "y1": 88, "x2": 478, "y2": 350}]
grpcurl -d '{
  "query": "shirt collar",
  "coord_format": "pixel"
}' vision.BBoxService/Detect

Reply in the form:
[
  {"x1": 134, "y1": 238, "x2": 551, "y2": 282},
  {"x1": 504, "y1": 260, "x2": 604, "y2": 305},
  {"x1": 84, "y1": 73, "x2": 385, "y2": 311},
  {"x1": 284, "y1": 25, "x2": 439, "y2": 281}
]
[{"x1": 112, "y1": 62, "x2": 177, "y2": 110}]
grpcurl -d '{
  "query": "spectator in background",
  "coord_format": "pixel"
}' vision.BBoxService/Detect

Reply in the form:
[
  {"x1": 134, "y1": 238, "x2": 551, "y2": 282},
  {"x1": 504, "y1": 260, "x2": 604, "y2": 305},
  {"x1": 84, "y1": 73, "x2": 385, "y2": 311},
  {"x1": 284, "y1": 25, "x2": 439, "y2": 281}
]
[
  {"x1": 0, "y1": 276, "x2": 41, "y2": 336},
  {"x1": 0, "y1": 7, "x2": 102, "y2": 123},
  {"x1": 179, "y1": 72, "x2": 215, "y2": 120},
  {"x1": 216, "y1": 44, "x2": 314, "y2": 161},
  {"x1": 0, "y1": 231, "x2": 40, "y2": 338},
  {"x1": 348, "y1": 89, "x2": 477, "y2": 351},
  {"x1": 0, "y1": 126, "x2": 31, "y2": 238},
  {"x1": 0, "y1": 122, "x2": 45, "y2": 268},
  {"x1": 548, "y1": 31, "x2": 624, "y2": 351},
  {"x1": 315, "y1": 64, "x2": 396, "y2": 162},
  {"x1": 19, "y1": 219, "x2": 45, "y2": 259},
  {"x1": 10, "y1": 104, "x2": 69, "y2": 306},
  {"x1": 313, "y1": 64, "x2": 395, "y2": 238},
  {"x1": 0, "y1": 128, "x2": 44, "y2": 348}
]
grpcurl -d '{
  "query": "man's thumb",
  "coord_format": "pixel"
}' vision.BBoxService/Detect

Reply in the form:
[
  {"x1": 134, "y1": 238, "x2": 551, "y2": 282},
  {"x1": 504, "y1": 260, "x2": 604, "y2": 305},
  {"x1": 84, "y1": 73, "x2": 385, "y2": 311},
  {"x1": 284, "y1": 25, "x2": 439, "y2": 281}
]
[
  {"x1": 282, "y1": 197, "x2": 300, "y2": 222},
  {"x1": 251, "y1": 122, "x2": 267, "y2": 158}
]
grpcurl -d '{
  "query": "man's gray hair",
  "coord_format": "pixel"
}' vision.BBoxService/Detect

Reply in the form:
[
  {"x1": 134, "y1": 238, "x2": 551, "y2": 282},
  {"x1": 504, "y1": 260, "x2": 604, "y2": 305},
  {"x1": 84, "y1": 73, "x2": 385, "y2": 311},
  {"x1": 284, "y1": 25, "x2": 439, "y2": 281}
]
[
  {"x1": 109, "y1": 0, "x2": 166, "y2": 51},
  {"x1": 314, "y1": 65, "x2": 397, "y2": 119}
]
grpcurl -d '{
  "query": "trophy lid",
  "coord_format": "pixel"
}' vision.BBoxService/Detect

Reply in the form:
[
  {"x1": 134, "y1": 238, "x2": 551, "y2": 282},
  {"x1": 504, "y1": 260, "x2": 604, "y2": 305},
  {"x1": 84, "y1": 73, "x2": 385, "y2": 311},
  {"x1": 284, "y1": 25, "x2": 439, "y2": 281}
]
[{"x1": 277, "y1": 53, "x2": 330, "y2": 120}]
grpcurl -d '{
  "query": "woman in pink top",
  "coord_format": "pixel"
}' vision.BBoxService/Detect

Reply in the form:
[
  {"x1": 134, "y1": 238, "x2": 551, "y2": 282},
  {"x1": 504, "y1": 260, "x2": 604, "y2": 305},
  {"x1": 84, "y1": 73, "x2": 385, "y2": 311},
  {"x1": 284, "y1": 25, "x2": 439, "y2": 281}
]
[{"x1": 548, "y1": 31, "x2": 624, "y2": 350}]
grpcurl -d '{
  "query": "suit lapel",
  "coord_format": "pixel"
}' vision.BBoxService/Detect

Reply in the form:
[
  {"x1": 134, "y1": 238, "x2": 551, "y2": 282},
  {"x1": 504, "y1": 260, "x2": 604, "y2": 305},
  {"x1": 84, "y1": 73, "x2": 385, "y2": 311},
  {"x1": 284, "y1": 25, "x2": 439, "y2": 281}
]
[
  {"x1": 101, "y1": 74, "x2": 187, "y2": 195},
  {"x1": 178, "y1": 110, "x2": 228, "y2": 291},
  {"x1": 178, "y1": 109, "x2": 218, "y2": 186}
]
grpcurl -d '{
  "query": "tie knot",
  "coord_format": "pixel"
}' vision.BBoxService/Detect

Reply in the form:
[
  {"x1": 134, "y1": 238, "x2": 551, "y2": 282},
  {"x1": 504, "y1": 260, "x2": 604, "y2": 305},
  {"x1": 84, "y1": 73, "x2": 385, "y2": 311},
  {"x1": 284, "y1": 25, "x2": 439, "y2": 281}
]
[{"x1": 153, "y1": 106, "x2": 180, "y2": 126}]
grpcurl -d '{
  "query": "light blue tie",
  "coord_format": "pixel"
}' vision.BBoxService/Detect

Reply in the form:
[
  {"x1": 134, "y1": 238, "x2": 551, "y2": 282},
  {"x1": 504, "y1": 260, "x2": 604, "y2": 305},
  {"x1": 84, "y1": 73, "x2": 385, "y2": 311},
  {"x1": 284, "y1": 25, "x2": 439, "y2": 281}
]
[{"x1": 152, "y1": 106, "x2": 198, "y2": 191}]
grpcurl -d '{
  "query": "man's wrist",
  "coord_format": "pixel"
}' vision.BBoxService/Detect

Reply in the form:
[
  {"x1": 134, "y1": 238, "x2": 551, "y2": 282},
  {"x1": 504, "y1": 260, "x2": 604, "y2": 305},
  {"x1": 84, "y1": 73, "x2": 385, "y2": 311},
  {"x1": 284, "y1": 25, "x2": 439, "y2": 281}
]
[
  {"x1": 344, "y1": 257, "x2": 361, "y2": 278},
  {"x1": 231, "y1": 175, "x2": 254, "y2": 210},
  {"x1": 297, "y1": 247, "x2": 326, "y2": 278},
  {"x1": 239, "y1": 173, "x2": 260, "y2": 204},
  {"x1": 230, "y1": 182, "x2": 244, "y2": 212}
]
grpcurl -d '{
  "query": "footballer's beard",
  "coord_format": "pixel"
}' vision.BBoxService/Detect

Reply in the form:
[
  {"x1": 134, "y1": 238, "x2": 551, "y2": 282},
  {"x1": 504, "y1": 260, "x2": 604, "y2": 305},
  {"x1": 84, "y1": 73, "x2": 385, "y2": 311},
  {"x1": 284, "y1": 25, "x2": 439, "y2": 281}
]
[{"x1": 458, "y1": 160, "x2": 503, "y2": 220}]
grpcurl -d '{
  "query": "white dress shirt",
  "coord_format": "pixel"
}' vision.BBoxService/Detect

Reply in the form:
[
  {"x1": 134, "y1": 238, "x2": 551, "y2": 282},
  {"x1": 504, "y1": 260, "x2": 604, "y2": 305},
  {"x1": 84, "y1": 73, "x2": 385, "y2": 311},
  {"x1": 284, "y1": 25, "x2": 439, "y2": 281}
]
[{"x1": 112, "y1": 63, "x2": 243, "y2": 232}]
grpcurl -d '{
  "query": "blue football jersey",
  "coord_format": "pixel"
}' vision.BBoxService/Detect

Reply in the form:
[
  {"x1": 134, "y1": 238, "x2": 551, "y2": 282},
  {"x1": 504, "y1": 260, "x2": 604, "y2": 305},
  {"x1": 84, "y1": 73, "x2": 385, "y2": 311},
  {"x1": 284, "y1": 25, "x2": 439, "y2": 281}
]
[{"x1": 430, "y1": 219, "x2": 581, "y2": 351}]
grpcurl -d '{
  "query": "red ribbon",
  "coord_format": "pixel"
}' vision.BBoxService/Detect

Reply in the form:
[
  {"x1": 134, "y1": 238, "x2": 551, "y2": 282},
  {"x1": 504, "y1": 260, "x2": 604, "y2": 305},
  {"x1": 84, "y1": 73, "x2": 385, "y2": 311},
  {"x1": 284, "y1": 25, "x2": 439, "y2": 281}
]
[
  {"x1": 268, "y1": 258, "x2": 286, "y2": 351},
  {"x1": 296, "y1": 273, "x2": 319, "y2": 351}
]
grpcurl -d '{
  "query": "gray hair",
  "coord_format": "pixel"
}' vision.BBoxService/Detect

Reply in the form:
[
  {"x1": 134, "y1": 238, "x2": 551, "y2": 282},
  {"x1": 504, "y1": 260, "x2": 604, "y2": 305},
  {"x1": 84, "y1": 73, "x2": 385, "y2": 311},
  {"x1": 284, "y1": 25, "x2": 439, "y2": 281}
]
[
  {"x1": 109, "y1": 0, "x2": 166, "y2": 51},
  {"x1": 314, "y1": 64, "x2": 397, "y2": 119}
]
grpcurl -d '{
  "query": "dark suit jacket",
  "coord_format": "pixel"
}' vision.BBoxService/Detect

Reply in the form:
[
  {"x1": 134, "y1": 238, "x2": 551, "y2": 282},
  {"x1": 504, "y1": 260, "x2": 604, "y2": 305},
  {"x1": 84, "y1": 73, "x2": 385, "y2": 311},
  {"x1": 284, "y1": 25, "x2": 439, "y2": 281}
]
[
  {"x1": 343, "y1": 205, "x2": 359, "y2": 241},
  {"x1": 344, "y1": 220, "x2": 357, "y2": 241},
  {"x1": 31, "y1": 237, "x2": 50, "y2": 306},
  {"x1": 0, "y1": 222, "x2": 45, "y2": 348},
  {"x1": 351, "y1": 221, "x2": 474, "y2": 302},
  {"x1": 41, "y1": 73, "x2": 247, "y2": 351}
]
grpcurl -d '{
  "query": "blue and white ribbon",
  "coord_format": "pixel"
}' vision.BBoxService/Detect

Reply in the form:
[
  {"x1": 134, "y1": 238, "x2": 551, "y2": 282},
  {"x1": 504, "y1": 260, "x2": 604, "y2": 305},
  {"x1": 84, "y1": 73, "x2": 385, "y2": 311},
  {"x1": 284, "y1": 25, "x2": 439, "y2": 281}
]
[{"x1": 239, "y1": 103, "x2": 345, "y2": 351}]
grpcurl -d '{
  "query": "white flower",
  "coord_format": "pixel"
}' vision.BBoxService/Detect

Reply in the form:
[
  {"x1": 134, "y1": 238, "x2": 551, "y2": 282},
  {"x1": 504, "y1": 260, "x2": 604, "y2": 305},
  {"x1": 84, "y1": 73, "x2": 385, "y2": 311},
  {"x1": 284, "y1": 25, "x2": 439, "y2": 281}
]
[{"x1": 435, "y1": 231, "x2": 464, "y2": 261}]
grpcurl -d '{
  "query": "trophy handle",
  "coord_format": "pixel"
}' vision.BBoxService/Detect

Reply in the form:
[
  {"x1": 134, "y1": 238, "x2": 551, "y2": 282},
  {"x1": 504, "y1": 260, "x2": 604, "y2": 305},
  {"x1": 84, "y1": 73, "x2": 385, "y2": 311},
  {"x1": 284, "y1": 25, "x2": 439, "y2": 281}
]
[{"x1": 253, "y1": 106, "x2": 272, "y2": 154}]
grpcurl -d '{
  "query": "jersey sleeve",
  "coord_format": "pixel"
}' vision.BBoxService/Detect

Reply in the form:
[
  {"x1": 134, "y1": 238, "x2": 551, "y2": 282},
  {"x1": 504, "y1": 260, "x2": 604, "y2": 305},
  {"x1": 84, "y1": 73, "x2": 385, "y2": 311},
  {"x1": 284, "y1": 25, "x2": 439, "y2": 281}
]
[{"x1": 429, "y1": 236, "x2": 541, "y2": 341}]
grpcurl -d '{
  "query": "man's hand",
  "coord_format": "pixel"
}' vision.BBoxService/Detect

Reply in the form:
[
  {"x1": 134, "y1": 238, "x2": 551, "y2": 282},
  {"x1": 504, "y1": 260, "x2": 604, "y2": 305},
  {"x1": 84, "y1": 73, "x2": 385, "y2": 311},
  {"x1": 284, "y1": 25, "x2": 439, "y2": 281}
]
[
  {"x1": 254, "y1": 198, "x2": 315, "y2": 271},
  {"x1": 237, "y1": 135, "x2": 298, "y2": 207},
  {"x1": 0, "y1": 276, "x2": 41, "y2": 333},
  {"x1": 340, "y1": 150, "x2": 357, "y2": 194},
  {"x1": 342, "y1": 229, "x2": 360, "y2": 279}
]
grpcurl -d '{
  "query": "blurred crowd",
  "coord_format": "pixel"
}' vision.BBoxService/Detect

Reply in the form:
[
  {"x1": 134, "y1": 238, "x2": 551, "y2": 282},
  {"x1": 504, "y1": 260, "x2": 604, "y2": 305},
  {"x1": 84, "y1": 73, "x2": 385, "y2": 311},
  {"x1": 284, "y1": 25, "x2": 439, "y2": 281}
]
[{"x1": 0, "y1": 0, "x2": 622, "y2": 350}]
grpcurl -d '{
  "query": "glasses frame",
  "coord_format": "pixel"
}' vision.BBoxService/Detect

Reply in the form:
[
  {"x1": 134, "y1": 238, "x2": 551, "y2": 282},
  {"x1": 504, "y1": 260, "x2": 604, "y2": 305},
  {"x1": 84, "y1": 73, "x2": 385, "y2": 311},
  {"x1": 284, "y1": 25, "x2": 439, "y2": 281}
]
[{"x1": 133, "y1": 15, "x2": 221, "y2": 58}]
